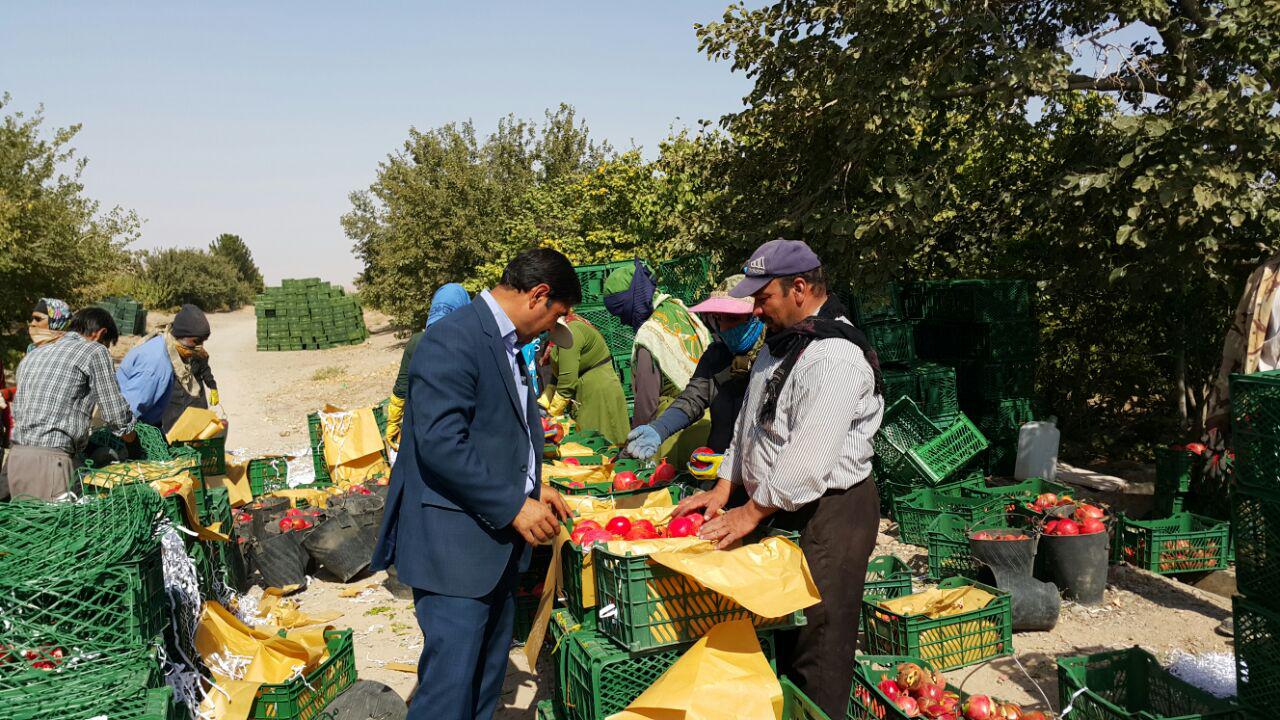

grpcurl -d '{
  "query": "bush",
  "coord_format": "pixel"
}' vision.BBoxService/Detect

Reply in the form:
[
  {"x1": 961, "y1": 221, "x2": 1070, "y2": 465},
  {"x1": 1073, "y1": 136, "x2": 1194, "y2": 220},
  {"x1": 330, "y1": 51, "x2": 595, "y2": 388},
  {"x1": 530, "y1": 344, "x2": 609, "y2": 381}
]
[{"x1": 139, "y1": 248, "x2": 252, "y2": 312}]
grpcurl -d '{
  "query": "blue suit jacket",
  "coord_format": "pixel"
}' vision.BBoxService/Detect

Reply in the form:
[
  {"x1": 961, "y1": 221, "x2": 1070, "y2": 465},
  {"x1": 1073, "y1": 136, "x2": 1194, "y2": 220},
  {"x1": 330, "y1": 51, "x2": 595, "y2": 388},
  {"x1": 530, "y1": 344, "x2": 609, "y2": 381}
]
[{"x1": 371, "y1": 299, "x2": 542, "y2": 598}]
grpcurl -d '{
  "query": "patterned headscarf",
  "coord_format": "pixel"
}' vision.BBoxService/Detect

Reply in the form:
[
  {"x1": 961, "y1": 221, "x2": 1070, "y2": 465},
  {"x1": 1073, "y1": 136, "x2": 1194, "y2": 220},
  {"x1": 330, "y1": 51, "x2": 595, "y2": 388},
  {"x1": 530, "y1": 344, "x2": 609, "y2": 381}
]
[
  {"x1": 603, "y1": 260, "x2": 658, "y2": 332},
  {"x1": 33, "y1": 298, "x2": 72, "y2": 330},
  {"x1": 426, "y1": 283, "x2": 471, "y2": 329}
]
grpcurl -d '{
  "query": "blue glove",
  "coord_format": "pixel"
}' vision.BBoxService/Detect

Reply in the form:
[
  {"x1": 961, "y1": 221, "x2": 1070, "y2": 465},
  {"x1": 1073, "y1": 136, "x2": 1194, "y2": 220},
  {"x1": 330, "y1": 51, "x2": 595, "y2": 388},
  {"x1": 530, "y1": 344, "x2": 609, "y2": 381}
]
[{"x1": 626, "y1": 425, "x2": 662, "y2": 460}]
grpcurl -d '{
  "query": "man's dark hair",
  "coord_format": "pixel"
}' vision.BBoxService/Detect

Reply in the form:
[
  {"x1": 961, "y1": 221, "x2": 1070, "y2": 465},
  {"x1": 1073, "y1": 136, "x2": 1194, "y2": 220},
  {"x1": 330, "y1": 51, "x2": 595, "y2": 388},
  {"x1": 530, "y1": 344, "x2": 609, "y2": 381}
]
[
  {"x1": 778, "y1": 266, "x2": 827, "y2": 296},
  {"x1": 499, "y1": 247, "x2": 583, "y2": 306},
  {"x1": 67, "y1": 307, "x2": 120, "y2": 346}
]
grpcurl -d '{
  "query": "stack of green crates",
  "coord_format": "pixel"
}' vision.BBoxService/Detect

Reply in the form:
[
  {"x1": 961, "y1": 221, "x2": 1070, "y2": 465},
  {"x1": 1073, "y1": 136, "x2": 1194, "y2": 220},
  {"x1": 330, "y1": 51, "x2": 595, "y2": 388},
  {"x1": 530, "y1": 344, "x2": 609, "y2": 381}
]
[
  {"x1": 0, "y1": 486, "x2": 175, "y2": 719},
  {"x1": 906, "y1": 280, "x2": 1037, "y2": 476},
  {"x1": 255, "y1": 278, "x2": 368, "y2": 351},
  {"x1": 94, "y1": 296, "x2": 148, "y2": 336},
  {"x1": 570, "y1": 255, "x2": 712, "y2": 413},
  {"x1": 1229, "y1": 370, "x2": 1280, "y2": 717}
]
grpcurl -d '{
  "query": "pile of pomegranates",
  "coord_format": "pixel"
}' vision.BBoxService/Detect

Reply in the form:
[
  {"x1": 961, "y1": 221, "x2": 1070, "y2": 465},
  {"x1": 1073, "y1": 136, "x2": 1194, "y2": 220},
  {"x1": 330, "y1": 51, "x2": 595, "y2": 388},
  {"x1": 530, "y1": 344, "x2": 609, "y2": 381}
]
[
  {"x1": 856, "y1": 661, "x2": 1052, "y2": 719},
  {"x1": 1042, "y1": 503, "x2": 1107, "y2": 537},
  {"x1": 568, "y1": 513, "x2": 704, "y2": 545}
]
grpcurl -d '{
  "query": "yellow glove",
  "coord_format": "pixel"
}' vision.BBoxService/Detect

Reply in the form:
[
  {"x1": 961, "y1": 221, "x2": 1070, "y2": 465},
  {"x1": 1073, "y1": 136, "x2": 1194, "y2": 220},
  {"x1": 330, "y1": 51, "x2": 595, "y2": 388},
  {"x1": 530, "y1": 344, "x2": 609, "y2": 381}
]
[
  {"x1": 385, "y1": 395, "x2": 405, "y2": 451},
  {"x1": 209, "y1": 388, "x2": 220, "y2": 406},
  {"x1": 687, "y1": 449, "x2": 724, "y2": 480},
  {"x1": 548, "y1": 393, "x2": 570, "y2": 417}
]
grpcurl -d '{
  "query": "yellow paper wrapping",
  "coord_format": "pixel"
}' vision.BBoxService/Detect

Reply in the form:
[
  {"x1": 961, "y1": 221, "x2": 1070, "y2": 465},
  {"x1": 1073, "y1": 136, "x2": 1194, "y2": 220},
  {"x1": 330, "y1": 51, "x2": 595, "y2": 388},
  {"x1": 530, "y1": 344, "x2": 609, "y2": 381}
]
[
  {"x1": 557, "y1": 442, "x2": 597, "y2": 457},
  {"x1": 563, "y1": 487, "x2": 677, "y2": 515},
  {"x1": 269, "y1": 487, "x2": 334, "y2": 509},
  {"x1": 319, "y1": 405, "x2": 391, "y2": 483},
  {"x1": 167, "y1": 407, "x2": 223, "y2": 443},
  {"x1": 649, "y1": 536, "x2": 821, "y2": 618},
  {"x1": 609, "y1": 619, "x2": 782, "y2": 720},
  {"x1": 873, "y1": 585, "x2": 1002, "y2": 668},
  {"x1": 149, "y1": 474, "x2": 230, "y2": 542},
  {"x1": 196, "y1": 602, "x2": 334, "y2": 720},
  {"x1": 542, "y1": 461, "x2": 612, "y2": 484},
  {"x1": 220, "y1": 457, "x2": 255, "y2": 506}
]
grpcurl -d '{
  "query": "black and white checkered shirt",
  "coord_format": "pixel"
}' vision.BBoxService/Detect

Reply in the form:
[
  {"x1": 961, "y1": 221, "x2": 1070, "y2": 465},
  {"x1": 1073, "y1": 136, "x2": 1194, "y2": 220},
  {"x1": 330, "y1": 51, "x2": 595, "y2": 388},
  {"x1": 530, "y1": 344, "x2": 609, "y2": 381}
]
[{"x1": 12, "y1": 332, "x2": 136, "y2": 453}]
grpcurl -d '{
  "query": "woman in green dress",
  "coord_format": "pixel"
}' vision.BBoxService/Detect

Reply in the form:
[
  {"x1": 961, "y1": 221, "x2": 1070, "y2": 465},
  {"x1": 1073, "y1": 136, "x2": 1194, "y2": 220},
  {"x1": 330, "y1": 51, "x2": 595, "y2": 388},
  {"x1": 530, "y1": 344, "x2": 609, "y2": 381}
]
[{"x1": 546, "y1": 315, "x2": 630, "y2": 446}]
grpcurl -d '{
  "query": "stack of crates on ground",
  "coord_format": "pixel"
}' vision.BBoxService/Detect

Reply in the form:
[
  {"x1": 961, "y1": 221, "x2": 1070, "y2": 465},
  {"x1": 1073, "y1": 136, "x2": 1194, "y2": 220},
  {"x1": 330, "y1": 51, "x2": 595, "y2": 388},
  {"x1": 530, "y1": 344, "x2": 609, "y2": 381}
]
[
  {"x1": 832, "y1": 282, "x2": 961, "y2": 429},
  {"x1": 905, "y1": 280, "x2": 1037, "y2": 476},
  {"x1": 0, "y1": 486, "x2": 176, "y2": 719},
  {"x1": 572, "y1": 256, "x2": 713, "y2": 412},
  {"x1": 255, "y1": 278, "x2": 367, "y2": 351},
  {"x1": 94, "y1": 296, "x2": 149, "y2": 336},
  {"x1": 872, "y1": 397, "x2": 989, "y2": 521},
  {"x1": 550, "y1": 521, "x2": 802, "y2": 720},
  {"x1": 1055, "y1": 646, "x2": 1242, "y2": 719},
  {"x1": 1229, "y1": 370, "x2": 1280, "y2": 717}
]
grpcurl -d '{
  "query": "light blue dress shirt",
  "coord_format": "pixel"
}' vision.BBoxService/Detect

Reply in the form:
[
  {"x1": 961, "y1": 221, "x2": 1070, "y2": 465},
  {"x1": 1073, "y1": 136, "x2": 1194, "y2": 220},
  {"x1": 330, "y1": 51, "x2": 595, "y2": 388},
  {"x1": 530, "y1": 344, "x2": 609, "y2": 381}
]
[{"x1": 479, "y1": 290, "x2": 537, "y2": 496}]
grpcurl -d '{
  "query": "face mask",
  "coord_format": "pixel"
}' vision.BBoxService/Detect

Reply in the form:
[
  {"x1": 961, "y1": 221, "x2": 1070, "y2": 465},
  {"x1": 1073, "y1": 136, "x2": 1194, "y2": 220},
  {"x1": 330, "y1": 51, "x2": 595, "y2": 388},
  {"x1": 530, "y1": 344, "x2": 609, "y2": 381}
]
[
  {"x1": 28, "y1": 326, "x2": 62, "y2": 348},
  {"x1": 719, "y1": 317, "x2": 764, "y2": 355}
]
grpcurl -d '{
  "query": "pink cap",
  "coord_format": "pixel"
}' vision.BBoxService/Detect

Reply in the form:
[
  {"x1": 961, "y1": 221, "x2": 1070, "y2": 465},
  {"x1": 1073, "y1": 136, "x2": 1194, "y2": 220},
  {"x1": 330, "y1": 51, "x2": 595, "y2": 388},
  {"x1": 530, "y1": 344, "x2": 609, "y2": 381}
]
[{"x1": 688, "y1": 296, "x2": 754, "y2": 315}]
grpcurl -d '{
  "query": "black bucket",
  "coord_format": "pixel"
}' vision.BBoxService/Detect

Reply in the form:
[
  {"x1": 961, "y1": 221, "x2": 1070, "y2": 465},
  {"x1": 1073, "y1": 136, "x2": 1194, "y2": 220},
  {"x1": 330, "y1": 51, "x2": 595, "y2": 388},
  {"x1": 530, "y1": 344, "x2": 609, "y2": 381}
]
[
  {"x1": 251, "y1": 532, "x2": 309, "y2": 590},
  {"x1": 250, "y1": 497, "x2": 291, "y2": 539},
  {"x1": 1039, "y1": 530, "x2": 1110, "y2": 604},
  {"x1": 969, "y1": 529, "x2": 1061, "y2": 631},
  {"x1": 302, "y1": 508, "x2": 371, "y2": 582},
  {"x1": 331, "y1": 494, "x2": 385, "y2": 547}
]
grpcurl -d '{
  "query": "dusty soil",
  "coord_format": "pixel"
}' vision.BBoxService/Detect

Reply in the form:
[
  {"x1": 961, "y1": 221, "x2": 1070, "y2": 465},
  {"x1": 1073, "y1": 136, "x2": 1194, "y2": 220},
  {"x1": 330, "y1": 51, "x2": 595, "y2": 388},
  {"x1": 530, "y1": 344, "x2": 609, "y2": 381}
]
[{"x1": 183, "y1": 307, "x2": 1234, "y2": 718}]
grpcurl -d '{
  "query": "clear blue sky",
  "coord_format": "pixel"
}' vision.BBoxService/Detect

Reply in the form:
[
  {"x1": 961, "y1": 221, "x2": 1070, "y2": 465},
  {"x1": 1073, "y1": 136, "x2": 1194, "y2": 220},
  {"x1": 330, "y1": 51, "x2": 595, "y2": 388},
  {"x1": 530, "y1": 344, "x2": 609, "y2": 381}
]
[{"x1": 0, "y1": 2, "x2": 751, "y2": 286}]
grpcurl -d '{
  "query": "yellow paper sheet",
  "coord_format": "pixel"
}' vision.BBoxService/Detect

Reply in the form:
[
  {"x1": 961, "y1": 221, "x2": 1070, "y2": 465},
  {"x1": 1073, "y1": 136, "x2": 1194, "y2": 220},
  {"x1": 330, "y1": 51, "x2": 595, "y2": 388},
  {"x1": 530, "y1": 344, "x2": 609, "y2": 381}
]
[
  {"x1": 878, "y1": 585, "x2": 995, "y2": 619},
  {"x1": 609, "y1": 619, "x2": 782, "y2": 720},
  {"x1": 196, "y1": 602, "x2": 334, "y2": 720},
  {"x1": 150, "y1": 475, "x2": 230, "y2": 542},
  {"x1": 167, "y1": 407, "x2": 223, "y2": 443},
  {"x1": 557, "y1": 442, "x2": 598, "y2": 457},
  {"x1": 320, "y1": 405, "x2": 391, "y2": 483},
  {"x1": 542, "y1": 461, "x2": 612, "y2": 484},
  {"x1": 649, "y1": 536, "x2": 821, "y2": 619}
]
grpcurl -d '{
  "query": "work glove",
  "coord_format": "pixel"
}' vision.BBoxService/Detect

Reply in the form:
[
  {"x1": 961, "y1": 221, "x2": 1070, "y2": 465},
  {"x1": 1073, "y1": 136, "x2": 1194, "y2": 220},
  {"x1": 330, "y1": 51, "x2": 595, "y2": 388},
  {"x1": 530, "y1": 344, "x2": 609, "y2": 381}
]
[
  {"x1": 208, "y1": 389, "x2": 220, "y2": 406},
  {"x1": 625, "y1": 425, "x2": 662, "y2": 460},
  {"x1": 687, "y1": 449, "x2": 725, "y2": 480},
  {"x1": 385, "y1": 395, "x2": 405, "y2": 451}
]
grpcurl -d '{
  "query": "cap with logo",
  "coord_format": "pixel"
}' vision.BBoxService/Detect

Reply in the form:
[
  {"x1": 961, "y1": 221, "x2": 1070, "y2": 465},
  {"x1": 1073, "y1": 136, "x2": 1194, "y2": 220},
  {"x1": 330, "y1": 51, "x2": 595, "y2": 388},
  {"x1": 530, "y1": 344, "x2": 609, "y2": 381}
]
[{"x1": 729, "y1": 238, "x2": 823, "y2": 298}]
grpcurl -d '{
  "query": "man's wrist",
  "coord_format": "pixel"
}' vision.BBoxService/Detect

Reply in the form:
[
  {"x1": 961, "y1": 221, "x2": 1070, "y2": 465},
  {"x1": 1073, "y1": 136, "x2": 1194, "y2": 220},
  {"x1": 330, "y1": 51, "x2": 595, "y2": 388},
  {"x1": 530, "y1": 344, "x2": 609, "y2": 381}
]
[{"x1": 744, "y1": 498, "x2": 777, "y2": 522}]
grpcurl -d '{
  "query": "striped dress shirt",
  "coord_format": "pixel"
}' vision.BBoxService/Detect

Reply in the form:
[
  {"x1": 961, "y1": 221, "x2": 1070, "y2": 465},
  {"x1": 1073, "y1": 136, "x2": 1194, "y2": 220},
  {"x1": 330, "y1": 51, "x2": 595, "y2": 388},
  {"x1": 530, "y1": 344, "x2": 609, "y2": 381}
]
[{"x1": 719, "y1": 321, "x2": 884, "y2": 512}]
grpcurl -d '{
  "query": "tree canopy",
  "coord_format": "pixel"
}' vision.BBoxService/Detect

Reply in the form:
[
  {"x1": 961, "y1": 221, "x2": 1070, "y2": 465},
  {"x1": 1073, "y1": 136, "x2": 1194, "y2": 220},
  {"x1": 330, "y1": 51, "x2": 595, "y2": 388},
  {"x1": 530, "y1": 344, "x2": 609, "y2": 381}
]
[{"x1": 209, "y1": 233, "x2": 264, "y2": 294}]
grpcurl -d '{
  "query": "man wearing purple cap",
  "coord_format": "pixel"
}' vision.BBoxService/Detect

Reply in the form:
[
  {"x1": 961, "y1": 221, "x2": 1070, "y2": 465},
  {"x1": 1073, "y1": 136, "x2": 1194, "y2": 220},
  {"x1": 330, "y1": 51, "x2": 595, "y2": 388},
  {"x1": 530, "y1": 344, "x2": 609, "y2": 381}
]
[{"x1": 675, "y1": 238, "x2": 885, "y2": 718}]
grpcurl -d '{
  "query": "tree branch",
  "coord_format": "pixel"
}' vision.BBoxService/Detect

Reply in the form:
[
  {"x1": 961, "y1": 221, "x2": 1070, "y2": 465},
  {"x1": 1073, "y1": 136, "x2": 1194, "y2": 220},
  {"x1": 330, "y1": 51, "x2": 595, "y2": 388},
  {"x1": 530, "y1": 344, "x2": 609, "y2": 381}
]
[{"x1": 931, "y1": 72, "x2": 1176, "y2": 100}]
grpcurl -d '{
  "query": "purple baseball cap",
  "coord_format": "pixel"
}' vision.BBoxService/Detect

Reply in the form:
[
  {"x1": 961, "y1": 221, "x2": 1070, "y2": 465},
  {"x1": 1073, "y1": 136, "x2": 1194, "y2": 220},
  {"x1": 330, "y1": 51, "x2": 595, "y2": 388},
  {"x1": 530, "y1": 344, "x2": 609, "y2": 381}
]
[{"x1": 729, "y1": 238, "x2": 823, "y2": 298}]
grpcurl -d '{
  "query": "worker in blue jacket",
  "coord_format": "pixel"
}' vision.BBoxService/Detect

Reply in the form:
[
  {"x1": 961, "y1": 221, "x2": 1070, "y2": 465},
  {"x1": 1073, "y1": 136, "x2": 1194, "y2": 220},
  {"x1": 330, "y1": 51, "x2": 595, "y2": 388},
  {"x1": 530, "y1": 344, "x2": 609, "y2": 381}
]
[{"x1": 117, "y1": 304, "x2": 219, "y2": 432}]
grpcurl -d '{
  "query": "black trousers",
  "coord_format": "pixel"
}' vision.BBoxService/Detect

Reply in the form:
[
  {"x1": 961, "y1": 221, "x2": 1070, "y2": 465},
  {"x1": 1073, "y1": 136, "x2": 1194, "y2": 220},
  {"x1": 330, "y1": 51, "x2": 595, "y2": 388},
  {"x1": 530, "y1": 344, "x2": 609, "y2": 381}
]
[{"x1": 770, "y1": 478, "x2": 881, "y2": 720}]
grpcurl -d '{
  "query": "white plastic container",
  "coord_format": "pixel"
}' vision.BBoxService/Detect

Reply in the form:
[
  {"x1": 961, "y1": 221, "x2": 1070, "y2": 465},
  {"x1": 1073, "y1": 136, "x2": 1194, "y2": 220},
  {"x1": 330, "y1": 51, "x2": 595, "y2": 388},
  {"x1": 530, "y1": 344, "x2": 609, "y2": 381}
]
[{"x1": 1015, "y1": 417, "x2": 1060, "y2": 481}]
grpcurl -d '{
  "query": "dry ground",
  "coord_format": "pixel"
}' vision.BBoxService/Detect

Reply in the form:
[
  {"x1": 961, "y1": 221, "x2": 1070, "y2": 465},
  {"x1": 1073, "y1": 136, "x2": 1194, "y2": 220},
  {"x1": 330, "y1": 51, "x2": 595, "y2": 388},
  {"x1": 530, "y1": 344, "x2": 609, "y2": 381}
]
[{"x1": 163, "y1": 307, "x2": 1234, "y2": 718}]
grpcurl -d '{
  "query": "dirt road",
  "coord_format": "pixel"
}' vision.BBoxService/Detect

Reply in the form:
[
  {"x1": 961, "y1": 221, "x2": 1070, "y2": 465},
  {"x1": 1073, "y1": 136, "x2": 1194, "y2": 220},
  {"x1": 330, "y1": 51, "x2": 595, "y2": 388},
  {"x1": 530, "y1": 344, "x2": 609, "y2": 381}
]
[{"x1": 181, "y1": 307, "x2": 1234, "y2": 718}]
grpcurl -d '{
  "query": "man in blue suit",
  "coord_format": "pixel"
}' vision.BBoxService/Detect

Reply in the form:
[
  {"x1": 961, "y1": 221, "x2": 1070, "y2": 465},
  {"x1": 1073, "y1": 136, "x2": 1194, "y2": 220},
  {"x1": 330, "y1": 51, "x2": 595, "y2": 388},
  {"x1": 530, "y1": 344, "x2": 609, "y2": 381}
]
[{"x1": 372, "y1": 248, "x2": 580, "y2": 720}]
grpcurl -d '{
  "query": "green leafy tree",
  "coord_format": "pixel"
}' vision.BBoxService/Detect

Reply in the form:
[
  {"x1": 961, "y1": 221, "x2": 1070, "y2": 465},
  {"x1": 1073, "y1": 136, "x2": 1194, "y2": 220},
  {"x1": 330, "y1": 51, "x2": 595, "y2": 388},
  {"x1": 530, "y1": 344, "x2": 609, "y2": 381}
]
[
  {"x1": 209, "y1": 233, "x2": 264, "y2": 294},
  {"x1": 0, "y1": 94, "x2": 138, "y2": 354},
  {"x1": 140, "y1": 248, "x2": 251, "y2": 311},
  {"x1": 695, "y1": 0, "x2": 1280, "y2": 456}
]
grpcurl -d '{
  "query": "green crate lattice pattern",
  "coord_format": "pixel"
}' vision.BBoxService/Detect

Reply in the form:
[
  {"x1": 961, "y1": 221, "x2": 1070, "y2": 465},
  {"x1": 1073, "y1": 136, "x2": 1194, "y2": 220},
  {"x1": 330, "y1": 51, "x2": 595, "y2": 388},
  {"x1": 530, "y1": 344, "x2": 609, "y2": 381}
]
[
  {"x1": 1234, "y1": 489, "x2": 1280, "y2": 610},
  {"x1": 593, "y1": 529, "x2": 805, "y2": 652},
  {"x1": 894, "y1": 486, "x2": 1004, "y2": 547},
  {"x1": 249, "y1": 629, "x2": 356, "y2": 720},
  {"x1": 1058, "y1": 645, "x2": 1242, "y2": 720},
  {"x1": 906, "y1": 415, "x2": 989, "y2": 486},
  {"x1": 1235, "y1": 595, "x2": 1278, "y2": 715},
  {"x1": 0, "y1": 646, "x2": 170, "y2": 720},
  {"x1": 864, "y1": 555, "x2": 914, "y2": 601},
  {"x1": 255, "y1": 278, "x2": 367, "y2": 351},
  {"x1": 864, "y1": 320, "x2": 916, "y2": 366},
  {"x1": 1114, "y1": 512, "x2": 1230, "y2": 575},
  {"x1": 861, "y1": 577, "x2": 1013, "y2": 671}
]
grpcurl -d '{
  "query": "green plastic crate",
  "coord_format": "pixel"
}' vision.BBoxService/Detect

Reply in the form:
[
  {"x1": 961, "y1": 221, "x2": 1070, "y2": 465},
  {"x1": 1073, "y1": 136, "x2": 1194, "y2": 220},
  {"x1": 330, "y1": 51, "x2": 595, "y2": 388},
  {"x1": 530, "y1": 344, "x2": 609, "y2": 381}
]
[
  {"x1": 1114, "y1": 512, "x2": 1230, "y2": 574},
  {"x1": 913, "y1": 362, "x2": 960, "y2": 421},
  {"x1": 872, "y1": 398, "x2": 942, "y2": 488},
  {"x1": 249, "y1": 629, "x2": 356, "y2": 720},
  {"x1": 172, "y1": 435, "x2": 227, "y2": 476},
  {"x1": 864, "y1": 555, "x2": 913, "y2": 601},
  {"x1": 559, "y1": 431, "x2": 613, "y2": 452},
  {"x1": 1155, "y1": 446, "x2": 1197, "y2": 502},
  {"x1": 134, "y1": 423, "x2": 174, "y2": 461},
  {"x1": 781, "y1": 677, "x2": 831, "y2": 720},
  {"x1": 0, "y1": 545, "x2": 166, "y2": 648},
  {"x1": 1235, "y1": 595, "x2": 1278, "y2": 715},
  {"x1": 915, "y1": 320, "x2": 1038, "y2": 362},
  {"x1": 905, "y1": 280, "x2": 1033, "y2": 323},
  {"x1": 593, "y1": 529, "x2": 805, "y2": 652},
  {"x1": 957, "y1": 361, "x2": 1036, "y2": 403},
  {"x1": 864, "y1": 320, "x2": 916, "y2": 366},
  {"x1": 1231, "y1": 370, "x2": 1280, "y2": 437},
  {"x1": 906, "y1": 415, "x2": 989, "y2": 486},
  {"x1": 861, "y1": 577, "x2": 1013, "y2": 671},
  {"x1": 1058, "y1": 646, "x2": 1242, "y2": 720},
  {"x1": 0, "y1": 647, "x2": 171, "y2": 720},
  {"x1": 575, "y1": 306, "x2": 636, "y2": 360},
  {"x1": 1226, "y1": 430, "x2": 1278, "y2": 496},
  {"x1": 654, "y1": 255, "x2": 714, "y2": 307},
  {"x1": 1234, "y1": 488, "x2": 1280, "y2": 609},
  {"x1": 555, "y1": 616, "x2": 775, "y2": 720},
  {"x1": 961, "y1": 476, "x2": 1074, "y2": 513},
  {"x1": 881, "y1": 367, "x2": 918, "y2": 407},
  {"x1": 849, "y1": 654, "x2": 970, "y2": 720},
  {"x1": 247, "y1": 456, "x2": 290, "y2": 496},
  {"x1": 894, "y1": 486, "x2": 1004, "y2": 546},
  {"x1": 537, "y1": 699, "x2": 561, "y2": 720}
]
